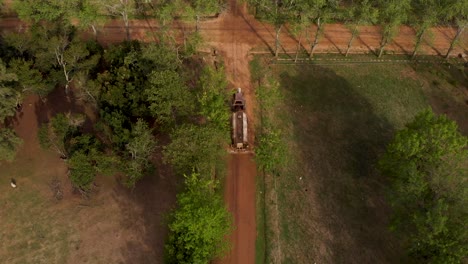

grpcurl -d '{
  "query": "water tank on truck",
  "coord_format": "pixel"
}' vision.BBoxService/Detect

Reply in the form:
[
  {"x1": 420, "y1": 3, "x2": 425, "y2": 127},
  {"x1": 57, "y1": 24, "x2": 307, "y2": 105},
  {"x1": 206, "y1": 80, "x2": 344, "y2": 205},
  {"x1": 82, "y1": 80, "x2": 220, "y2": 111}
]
[{"x1": 231, "y1": 88, "x2": 248, "y2": 150}]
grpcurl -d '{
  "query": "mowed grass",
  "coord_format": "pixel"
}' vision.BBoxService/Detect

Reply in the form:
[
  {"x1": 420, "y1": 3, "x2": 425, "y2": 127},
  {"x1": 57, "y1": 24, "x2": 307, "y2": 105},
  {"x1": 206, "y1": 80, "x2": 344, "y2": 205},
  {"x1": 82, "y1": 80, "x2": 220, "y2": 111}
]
[{"x1": 258, "y1": 62, "x2": 468, "y2": 263}]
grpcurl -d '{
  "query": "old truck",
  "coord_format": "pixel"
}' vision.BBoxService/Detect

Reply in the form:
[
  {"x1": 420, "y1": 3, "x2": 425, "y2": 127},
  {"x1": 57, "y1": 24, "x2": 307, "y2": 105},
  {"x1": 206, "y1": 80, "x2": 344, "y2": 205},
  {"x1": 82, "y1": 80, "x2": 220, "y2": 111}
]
[{"x1": 231, "y1": 88, "x2": 248, "y2": 150}]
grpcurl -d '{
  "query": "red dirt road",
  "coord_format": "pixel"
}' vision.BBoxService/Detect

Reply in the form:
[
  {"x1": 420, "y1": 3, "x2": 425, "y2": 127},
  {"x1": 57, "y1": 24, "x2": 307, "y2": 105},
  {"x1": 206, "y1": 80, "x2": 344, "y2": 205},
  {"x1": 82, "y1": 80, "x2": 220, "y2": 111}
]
[
  {"x1": 219, "y1": 154, "x2": 257, "y2": 264},
  {"x1": 212, "y1": 2, "x2": 258, "y2": 264},
  {"x1": 1, "y1": 6, "x2": 466, "y2": 56}
]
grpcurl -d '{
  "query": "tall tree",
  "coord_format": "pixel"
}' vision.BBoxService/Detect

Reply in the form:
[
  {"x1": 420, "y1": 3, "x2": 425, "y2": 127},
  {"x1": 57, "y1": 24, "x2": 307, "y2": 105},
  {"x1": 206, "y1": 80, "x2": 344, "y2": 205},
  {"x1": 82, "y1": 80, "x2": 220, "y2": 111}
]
[
  {"x1": 0, "y1": 128, "x2": 22, "y2": 162},
  {"x1": 8, "y1": 59, "x2": 51, "y2": 97},
  {"x1": 38, "y1": 113, "x2": 82, "y2": 158},
  {"x1": 164, "y1": 124, "x2": 226, "y2": 174},
  {"x1": 410, "y1": 0, "x2": 443, "y2": 58},
  {"x1": 249, "y1": 0, "x2": 298, "y2": 58},
  {"x1": 102, "y1": 0, "x2": 138, "y2": 40},
  {"x1": 165, "y1": 173, "x2": 232, "y2": 264},
  {"x1": 12, "y1": 0, "x2": 73, "y2": 22},
  {"x1": 377, "y1": 0, "x2": 411, "y2": 57},
  {"x1": 51, "y1": 38, "x2": 100, "y2": 94},
  {"x1": 124, "y1": 119, "x2": 157, "y2": 187},
  {"x1": 443, "y1": 0, "x2": 468, "y2": 58},
  {"x1": 197, "y1": 66, "x2": 229, "y2": 131},
  {"x1": 145, "y1": 69, "x2": 193, "y2": 126},
  {"x1": 379, "y1": 110, "x2": 468, "y2": 262},
  {"x1": 187, "y1": 0, "x2": 222, "y2": 31},
  {"x1": 344, "y1": 0, "x2": 378, "y2": 57},
  {"x1": 77, "y1": 0, "x2": 108, "y2": 37},
  {"x1": 297, "y1": 0, "x2": 340, "y2": 58},
  {"x1": 0, "y1": 60, "x2": 20, "y2": 122}
]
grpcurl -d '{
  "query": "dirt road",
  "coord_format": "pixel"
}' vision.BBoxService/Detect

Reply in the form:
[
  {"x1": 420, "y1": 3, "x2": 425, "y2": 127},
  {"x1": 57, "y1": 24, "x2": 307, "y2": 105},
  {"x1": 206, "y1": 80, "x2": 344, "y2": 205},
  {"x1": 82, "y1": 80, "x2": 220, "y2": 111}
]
[
  {"x1": 1, "y1": 6, "x2": 466, "y2": 56},
  {"x1": 210, "y1": 2, "x2": 258, "y2": 264},
  {"x1": 219, "y1": 154, "x2": 257, "y2": 264}
]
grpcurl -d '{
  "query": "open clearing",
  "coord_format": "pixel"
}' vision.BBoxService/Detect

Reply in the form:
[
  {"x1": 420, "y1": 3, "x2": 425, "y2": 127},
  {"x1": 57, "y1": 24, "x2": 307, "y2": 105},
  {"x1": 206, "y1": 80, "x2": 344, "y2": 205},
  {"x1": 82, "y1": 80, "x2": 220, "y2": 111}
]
[{"x1": 257, "y1": 61, "x2": 468, "y2": 263}]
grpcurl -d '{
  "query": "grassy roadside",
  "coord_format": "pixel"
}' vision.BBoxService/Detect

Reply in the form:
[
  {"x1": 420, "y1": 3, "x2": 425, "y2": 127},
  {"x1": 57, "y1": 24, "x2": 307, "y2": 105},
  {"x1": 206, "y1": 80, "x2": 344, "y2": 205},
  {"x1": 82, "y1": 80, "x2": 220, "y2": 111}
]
[
  {"x1": 251, "y1": 55, "x2": 468, "y2": 263},
  {"x1": 251, "y1": 56, "x2": 292, "y2": 264},
  {"x1": 255, "y1": 169, "x2": 266, "y2": 264}
]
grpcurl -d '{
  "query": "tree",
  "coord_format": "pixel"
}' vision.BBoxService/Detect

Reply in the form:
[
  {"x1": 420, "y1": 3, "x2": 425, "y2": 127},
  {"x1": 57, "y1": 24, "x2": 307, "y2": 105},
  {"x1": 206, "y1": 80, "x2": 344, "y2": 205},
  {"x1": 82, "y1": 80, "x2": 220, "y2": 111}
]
[
  {"x1": 8, "y1": 59, "x2": 52, "y2": 97},
  {"x1": 443, "y1": 0, "x2": 468, "y2": 58},
  {"x1": 0, "y1": 128, "x2": 22, "y2": 162},
  {"x1": 197, "y1": 66, "x2": 229, "y2": 132},
  {"x1": 12, "y1": 0, "x2": 73, "y2": 22},
  {"x1": 379, "y1": 109, "x2": 468, "y2": 262},
  {"x1": 165, "y1": 172, "x2": 232, "y2": 264},
  {"x1": 68, "y1": 150, "x2": 96, "y2": 192},
  {"x1": 77, "y1": 0, "x2": 108, "y2": 37},
  {"x1": 38, "y1": 113, "x2": 82, "y2": 158},
  {"x1": 124, "y1": 119, "x2": 157, "y2": 187},
  {"x1": 298, "y1": 0, "x2": 339, "y2": 58},
  {"x1": 50, "y1": 37, "x2": 100, "y2": 94},
  {"x1": 410, "y1": 0, "x2": 443, "y2": 58},
  {"x1": 250, "y1": 0, "x2": 298, "y2": 58},
  {"x1": 68, "y1": 134, "x2": 119, "y2": 192},
  {"x1": 102, "y1": 0, "x2": 138, "y2": 40},
  {"x1": 164, "y1": 124, "x2": 226, "y2": 174},
  {"x1": 5, "y1": 23, "x2": 100, "y2": 95},
  {"x1": 344, "y1": 0, "x2": 378, "y2": 57},
  {"x1": 187, "y1": 0, "x2": 222, "y2": 31},
  {"x1": 377, "y1": 0, "x2": 411, "y2": 57},
  {"x1": 145, "y1": 70, "x2": 193, "y2": 126},
  {"x1": 0, "y1": 59, "x2": 20, "y2": 122}
]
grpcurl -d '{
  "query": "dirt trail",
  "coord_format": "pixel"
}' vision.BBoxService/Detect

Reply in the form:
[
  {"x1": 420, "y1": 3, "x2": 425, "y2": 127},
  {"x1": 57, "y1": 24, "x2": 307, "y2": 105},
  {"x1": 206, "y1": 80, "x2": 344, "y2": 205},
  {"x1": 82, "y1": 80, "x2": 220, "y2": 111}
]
[{"x1": 209, "y1": 2, "x2": 257, "y2": 264}]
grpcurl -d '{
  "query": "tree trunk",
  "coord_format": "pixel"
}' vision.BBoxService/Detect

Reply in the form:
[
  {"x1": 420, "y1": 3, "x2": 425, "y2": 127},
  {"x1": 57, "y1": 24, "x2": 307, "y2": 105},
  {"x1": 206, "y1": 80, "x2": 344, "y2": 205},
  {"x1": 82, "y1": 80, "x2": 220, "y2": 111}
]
[
  {"x1": 91, "y1": 25, "x2": 97, "y2": 39},
  {"x1": 123, "y1": 12, "x2": 130, "y2": 40},
  {"x1": 310, "y1": 18, "x2": 322, "y2": 58},
  {"x1": 412, "y1": 28, "x2": 426, "y2": 59},
  {"x1": 345, "y1": 27, "x2": 358, "y2": 57},
  {"x1": 295, "y1": 31, "x2": 303, "y2": 63},
  {"x1": 445, "y1": 23, "x2": 466, "y2": 58},
  {"x1": 378, "y1": 37, "x2": 387, "y2": 58},
  {"x1": 274, "y1": 25, "x2": 283, "y2": 58},
  {"x1": 196, "y1": 15, "x2": 200, "y2": 32}
]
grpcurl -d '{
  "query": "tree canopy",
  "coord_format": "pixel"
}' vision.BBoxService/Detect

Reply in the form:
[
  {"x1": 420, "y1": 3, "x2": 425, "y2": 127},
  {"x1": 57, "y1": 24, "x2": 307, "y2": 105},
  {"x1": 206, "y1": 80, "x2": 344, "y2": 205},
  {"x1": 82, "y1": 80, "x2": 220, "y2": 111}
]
[
  {"x1": 379, "y1": 109, "x2": 468, "y2": 263},
  {"x1": 0, "y1": 128, "x2": 22, "y2": 162},
  {"x1": 165, "y1": 172, "x2": 232, "y2": 264}
]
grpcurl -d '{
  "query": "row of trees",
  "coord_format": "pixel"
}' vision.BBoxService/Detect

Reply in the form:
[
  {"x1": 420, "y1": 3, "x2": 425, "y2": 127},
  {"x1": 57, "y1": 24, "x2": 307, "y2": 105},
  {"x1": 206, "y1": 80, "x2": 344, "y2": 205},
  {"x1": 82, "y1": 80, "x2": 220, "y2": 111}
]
[
  {"x1": 10, "y1": 0, "x2": 225, "y2": 40},
  {"x1": 379, "y1": 110, "x2": 467, "y2": 263},
  {"x1": 0, "y1": 58, "x2": 22, "y2": 162},
  {"x1": 249, "y1": 0, "x2": 467, "y2": 58}
]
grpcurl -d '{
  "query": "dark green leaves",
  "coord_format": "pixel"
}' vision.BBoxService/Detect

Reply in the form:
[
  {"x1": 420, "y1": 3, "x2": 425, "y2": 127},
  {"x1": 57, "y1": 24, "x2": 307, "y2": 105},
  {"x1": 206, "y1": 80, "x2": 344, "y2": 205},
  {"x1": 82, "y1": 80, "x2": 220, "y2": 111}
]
[{"x1": 379, "y1": 109, "x2": 468, "y2": 263}]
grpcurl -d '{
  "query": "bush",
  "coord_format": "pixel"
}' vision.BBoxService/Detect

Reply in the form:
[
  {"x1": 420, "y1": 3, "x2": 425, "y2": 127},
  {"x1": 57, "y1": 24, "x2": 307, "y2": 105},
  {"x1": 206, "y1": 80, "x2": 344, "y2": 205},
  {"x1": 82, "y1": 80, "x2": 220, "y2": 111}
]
[
  {"x1": 379, "y1": 109, "x2": 468, "y2": 263},
  {"x1": 165, "y1": 173, "x2": 232, "y2": 264}
]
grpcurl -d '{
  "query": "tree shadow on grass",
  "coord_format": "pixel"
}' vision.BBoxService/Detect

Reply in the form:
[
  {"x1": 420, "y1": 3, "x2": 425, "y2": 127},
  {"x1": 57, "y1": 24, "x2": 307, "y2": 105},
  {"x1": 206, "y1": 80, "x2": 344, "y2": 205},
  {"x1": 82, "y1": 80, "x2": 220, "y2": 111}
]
[
  {"x1": 277, "y1": 66, "x2": 404, "y2": 263},
  {"x1": 115, "y1": 146, "x2": 182, "y2": 264},
  {"x1": 411, "y1": 63, "x2": 468, "y2": 135}
]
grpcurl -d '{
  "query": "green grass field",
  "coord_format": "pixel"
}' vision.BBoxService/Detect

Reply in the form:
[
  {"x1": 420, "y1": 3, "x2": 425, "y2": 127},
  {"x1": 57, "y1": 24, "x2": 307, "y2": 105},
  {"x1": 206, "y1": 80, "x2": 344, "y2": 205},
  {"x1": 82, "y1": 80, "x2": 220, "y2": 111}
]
[{"x1": 254, "y1": 60, "x2": 468, "y2": 263}]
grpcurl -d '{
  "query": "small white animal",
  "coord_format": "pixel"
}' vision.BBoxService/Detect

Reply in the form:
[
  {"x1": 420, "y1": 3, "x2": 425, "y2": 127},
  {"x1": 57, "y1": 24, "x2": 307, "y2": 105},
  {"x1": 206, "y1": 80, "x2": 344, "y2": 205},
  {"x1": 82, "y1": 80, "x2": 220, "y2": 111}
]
[{"x1": 10, "y1": 179, "x2": 17, "y2": 188}]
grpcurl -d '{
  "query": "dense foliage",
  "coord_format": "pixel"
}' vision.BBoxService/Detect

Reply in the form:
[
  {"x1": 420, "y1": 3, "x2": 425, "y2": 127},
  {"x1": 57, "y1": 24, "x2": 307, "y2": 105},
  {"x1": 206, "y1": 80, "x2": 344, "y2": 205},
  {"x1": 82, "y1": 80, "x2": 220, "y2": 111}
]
[
  {"x1": 165, "y1": 172, "x2": 232, "y2": 264},
  {"x1": 0, "y1": 128, "x2": 22, "y2": 162},
  {"x1": 379, "y1": 110, "x2": 468, "y2": 263}
]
